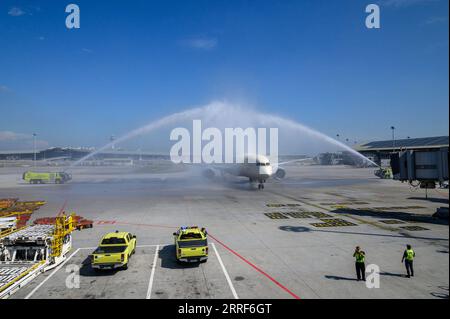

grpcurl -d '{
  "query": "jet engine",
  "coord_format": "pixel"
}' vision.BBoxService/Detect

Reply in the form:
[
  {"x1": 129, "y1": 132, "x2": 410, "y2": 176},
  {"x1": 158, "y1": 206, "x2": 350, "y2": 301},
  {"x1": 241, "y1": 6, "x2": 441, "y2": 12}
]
[{"x1": 275, "y1": 168, "x2": 286, "y2": 179}]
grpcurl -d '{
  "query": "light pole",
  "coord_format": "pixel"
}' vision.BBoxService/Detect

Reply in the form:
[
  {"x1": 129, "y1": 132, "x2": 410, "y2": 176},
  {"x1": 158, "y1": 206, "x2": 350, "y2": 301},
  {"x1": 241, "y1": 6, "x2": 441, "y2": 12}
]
[
  {"x1": 33, "y1": 133, "x2": 37, "y2": 167},
  {"x1": 390, "y1": 126, "x2": 395, "y2": 149},
  {"x1": 110, "y1": 135, "x2": 115, "y2": 150}
]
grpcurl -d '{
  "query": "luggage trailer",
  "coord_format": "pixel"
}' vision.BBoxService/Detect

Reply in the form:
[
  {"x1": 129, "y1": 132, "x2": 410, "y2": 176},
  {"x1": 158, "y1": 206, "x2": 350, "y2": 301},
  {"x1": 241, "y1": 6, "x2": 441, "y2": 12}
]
[{"x1": 0, "y1": 218, "x2": 74, "y2": 299}]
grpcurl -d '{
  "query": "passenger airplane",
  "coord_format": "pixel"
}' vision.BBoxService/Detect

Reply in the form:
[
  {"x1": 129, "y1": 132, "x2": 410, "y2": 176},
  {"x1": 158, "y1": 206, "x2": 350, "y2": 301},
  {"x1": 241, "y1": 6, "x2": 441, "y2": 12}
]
[{"x1": 202, "y1": 154, "x2": 310, "y2": 189}]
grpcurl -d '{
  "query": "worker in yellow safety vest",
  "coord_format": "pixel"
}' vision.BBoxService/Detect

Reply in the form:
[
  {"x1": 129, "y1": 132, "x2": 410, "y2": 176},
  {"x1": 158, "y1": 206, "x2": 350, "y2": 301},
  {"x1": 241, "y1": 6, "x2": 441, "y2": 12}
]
[
  {"x1": 401, "y1": 244, "x2": 416, "y2": 278},
  {"x1": 353, "y1": 246, "x2": 366, "y2": 281}
]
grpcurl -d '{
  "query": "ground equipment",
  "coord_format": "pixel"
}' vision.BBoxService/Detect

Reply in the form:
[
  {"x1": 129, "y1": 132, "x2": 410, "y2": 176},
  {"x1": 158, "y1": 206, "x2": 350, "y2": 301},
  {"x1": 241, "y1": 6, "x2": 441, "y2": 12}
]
[
  {"x1": 22, "y1": 171, "x2": 72, "y2": 184},
  {"x1": 0, "y1": 214, "x2": 76, "y2": 298},
  {"x1": 374, "y1": 167, "x2": 393, "y2": 179},
  {"x1": 91, "y1": 231, "x2": 136, "y2": 270},
  {"x1": 173, "y1": 226, "x2": 208, "y2": 263}
]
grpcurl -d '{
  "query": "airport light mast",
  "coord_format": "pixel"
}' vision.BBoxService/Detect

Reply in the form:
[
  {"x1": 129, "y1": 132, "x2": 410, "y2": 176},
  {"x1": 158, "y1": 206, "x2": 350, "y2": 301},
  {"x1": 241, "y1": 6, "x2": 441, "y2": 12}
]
[
  {"x1": 110, "y1": 135, "x2": 115, "y2": 150},
  {"x1": 33, "y1": 133, "x2": 37, "y2": 167},
  {"x1": 391, "y1": 126, "x2": 396, "y2": 149}
]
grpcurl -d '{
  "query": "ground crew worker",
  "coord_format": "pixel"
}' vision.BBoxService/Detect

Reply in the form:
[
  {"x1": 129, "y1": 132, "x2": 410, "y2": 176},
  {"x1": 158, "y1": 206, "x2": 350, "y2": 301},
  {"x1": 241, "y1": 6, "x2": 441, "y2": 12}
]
[
  {"x1": 353, "y1": 246, "x2": 366, "y2": 281},
  {"x1": 401, "y1": 244, "x2": 415, "y2": 278}
]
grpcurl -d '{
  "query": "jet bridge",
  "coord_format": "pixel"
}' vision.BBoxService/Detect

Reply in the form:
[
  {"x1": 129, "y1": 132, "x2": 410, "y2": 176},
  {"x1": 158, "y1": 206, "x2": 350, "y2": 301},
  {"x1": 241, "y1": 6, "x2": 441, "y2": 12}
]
[{"x1": 390, "y1": 147, "x2": 449, "y2": 188}]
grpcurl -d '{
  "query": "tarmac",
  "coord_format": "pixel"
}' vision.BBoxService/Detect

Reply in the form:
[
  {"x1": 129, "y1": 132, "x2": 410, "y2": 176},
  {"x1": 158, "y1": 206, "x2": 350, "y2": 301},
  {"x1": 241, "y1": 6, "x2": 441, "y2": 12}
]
[{"x1": 0, "y1": 163, "x2": 448, "y2": 299}]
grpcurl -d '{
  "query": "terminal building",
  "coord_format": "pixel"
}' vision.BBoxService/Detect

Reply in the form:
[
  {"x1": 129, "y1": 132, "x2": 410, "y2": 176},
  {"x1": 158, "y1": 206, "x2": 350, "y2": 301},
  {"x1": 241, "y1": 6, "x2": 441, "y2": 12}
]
[
  {"x1": 355, "y1": 136, "x2": 449, "y2": 167},
  {"x1": 0, "y1": 147, "x2": 168, "y2": 163},
  {"x1": 1, "y1": 136, "x2": 448, "y2": 168}
]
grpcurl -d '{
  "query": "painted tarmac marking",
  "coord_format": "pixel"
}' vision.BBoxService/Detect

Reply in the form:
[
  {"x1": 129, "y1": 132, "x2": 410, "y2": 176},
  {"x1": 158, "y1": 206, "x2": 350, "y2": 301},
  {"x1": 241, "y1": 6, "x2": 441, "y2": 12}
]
[
  {"x1": 266, "y1": 203, "x2": 301, "y2": 208},
  {"x1": 25, "y1": 248, "x2": 80, "y2": 299},
  {"x1": 146, "y1": 245, "x2": 159, "y2": 299},
  {"x1": 211, "y1": 242, "x2": 239, "y2": 299},
  {"x1": 264, "y1": 211, "x2": 333, "y2": 220},
  {"x1": 400, "y1": 226, "x2": 430, "y2": 231},
  {"x1": 264, "y1": 212, "x2": 289, "y2": 219},
  {"x1": 310, "y1": 218, "x2": 357, "y2": 228},
  {"x1": 379, "y1": 220, "x2": 406, "y2": 225},
  {"x1": 283, "y1": 212, "x2": 312, "y2": 218},
  {"x1": 209, "y1": 234, "x2": 300, "y2": 299},
  {"x1": 112, "y1": 221, "x2": 177, "y2": 229},
  {"x1": 95, "y1": 220, "x2": 116, "y2": 225}
]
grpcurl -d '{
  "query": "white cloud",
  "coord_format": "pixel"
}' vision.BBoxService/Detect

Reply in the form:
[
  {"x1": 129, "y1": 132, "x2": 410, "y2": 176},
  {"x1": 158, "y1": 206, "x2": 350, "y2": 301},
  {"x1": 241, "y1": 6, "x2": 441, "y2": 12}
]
[
  {"x1": 0, "y1": 131, "x2": 31, "y2": 141},
  {"x1": 0, "y1": 131, "x2": 49, "y2": 150},
  {"x1": 82, "y1": 48, "x2": 93, "y2": 53},
  {"x1": 182, "y1": 37, "x2": 218, "y2": 50},
  {"x1": 37, "y1": 36, "x2": 45, "y2": 41},
  {"x1": 8, "y1": 7, "x2": 26, "y2": 16}
]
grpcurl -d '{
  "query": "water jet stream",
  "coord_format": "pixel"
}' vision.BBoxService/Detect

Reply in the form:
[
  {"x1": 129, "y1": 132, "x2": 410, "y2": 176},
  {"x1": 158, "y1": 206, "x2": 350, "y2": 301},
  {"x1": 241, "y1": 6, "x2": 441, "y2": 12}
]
[{"x1": 69, "y1": 101, "x2": 378, "y2": 169}]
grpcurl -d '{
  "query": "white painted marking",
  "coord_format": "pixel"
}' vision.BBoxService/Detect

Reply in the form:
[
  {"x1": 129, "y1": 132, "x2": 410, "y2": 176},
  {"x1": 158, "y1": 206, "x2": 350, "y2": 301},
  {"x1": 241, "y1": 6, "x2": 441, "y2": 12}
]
[
  {"x1": 25, "y1": 248, "x2": 81, "y2": 299},
  {"x1": 146, "y1": 245, "x2": 159, "y2": 299},
  {"x1": 211, "y1": 242, "x2": 239, "y2": 299}
]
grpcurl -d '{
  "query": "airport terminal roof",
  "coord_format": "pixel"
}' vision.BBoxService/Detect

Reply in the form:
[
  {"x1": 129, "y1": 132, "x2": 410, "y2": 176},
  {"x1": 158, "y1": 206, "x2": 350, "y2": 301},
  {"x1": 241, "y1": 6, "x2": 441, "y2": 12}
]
[{"x1": 356, "y1": 136, "x2": 449, "y2": 152}]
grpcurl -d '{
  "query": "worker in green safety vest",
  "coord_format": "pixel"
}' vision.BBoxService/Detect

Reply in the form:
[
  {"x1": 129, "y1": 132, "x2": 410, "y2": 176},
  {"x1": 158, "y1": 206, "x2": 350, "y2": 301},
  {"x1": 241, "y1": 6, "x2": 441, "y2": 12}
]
[
  {"x1": 401, "y1": 244, "x2": 416, "y2": 278},
  {"x1": 353, "y1": 246, "x2": 366, "y2": 281}
]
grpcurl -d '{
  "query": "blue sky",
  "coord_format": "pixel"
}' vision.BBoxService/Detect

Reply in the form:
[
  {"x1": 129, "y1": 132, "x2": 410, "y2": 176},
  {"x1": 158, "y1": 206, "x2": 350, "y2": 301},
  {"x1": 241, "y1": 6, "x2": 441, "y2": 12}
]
[{"x1": 0, "y1": 0, "x2": 448, "y2": 150}]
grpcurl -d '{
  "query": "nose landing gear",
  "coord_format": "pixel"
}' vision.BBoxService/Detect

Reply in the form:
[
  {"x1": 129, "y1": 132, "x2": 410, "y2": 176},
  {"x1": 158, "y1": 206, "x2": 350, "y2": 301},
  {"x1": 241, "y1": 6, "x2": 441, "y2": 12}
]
[{"x1": 258, "y1": 183, "x2": 265, "y2": 190}]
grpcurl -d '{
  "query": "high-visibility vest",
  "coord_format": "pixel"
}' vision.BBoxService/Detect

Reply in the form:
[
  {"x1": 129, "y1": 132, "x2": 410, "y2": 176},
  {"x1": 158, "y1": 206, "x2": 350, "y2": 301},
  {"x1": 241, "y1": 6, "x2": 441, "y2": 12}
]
[
  {"x1": 355, "y1": 252, "x2": 365, "y2": 263},
  {"x1": 406, "y1": 249, "x2": 415, "y2": 261}
]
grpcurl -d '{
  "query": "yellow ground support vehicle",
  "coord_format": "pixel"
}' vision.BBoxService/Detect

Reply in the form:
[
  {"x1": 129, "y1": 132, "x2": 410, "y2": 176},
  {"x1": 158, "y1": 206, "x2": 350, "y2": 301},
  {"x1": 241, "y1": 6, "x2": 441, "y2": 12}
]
[
  {"x1": 23, "y1": 171, "x2": 72, "y2": 184},
  {"x1": 374, "y1": 167, "x2": 393, "y2": 179},
  {"x1": 91, "y1": 231, "x2": 136, "y2": 270},
  {"x1": 173, "y1": 226, "x2": 208, "y2": 263}
]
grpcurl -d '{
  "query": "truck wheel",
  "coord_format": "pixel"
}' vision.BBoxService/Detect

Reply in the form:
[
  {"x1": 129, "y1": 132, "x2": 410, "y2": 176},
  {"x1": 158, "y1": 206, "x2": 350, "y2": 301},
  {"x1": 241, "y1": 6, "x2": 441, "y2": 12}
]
[{"x1": 122, "y1": 263, "x2": 128, "y2": 270}]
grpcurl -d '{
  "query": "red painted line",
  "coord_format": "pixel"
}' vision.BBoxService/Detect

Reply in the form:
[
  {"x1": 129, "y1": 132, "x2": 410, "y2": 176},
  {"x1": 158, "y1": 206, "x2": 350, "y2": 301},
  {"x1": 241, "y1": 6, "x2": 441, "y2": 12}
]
[
  {"x1": 57, "y1": 200, "x2": 68, "y2": 217},
  {"x1": 89, "y1": 219, "x2": 299, "y2": 298},
  {"x1": 95, "y1": 220, "x2": 117, "y2": 225},
  {"x1": 208, "y1": 234, "x2": 300, "y2": 300},
  {"x1": 104, "y1": 220, "x2": 177, "y2": 229}
]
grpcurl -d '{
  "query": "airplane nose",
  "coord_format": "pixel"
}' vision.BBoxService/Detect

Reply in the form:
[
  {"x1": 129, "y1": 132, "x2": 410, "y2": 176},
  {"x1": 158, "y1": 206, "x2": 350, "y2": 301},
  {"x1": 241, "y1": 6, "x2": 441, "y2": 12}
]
[{"x1": 259, "y1": 166, "x2": 273, "y2": 178}]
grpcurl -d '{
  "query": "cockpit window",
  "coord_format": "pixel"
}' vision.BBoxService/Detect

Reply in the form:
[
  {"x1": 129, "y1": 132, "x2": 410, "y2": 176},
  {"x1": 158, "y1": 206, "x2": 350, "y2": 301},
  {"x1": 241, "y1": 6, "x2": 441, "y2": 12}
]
[{"x1": 256, "y1": 162, "x2": 270, "y2": 166}]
